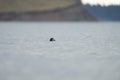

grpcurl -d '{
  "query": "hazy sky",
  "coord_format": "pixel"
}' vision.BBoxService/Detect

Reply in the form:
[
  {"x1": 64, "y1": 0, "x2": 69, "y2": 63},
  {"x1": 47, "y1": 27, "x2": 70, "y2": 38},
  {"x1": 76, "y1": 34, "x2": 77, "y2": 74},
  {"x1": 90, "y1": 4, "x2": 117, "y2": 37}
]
[{"x1": 81, "y1": 0, "x2": 120, "y2": 6}]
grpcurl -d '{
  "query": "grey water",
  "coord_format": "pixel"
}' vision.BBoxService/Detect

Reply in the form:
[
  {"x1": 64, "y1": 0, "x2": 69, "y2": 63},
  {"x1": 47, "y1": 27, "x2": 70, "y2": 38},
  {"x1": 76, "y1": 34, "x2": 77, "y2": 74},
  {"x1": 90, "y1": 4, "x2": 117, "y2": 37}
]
[{"x1": 0, "y1": 22, "x2": 120, "y2": 80}]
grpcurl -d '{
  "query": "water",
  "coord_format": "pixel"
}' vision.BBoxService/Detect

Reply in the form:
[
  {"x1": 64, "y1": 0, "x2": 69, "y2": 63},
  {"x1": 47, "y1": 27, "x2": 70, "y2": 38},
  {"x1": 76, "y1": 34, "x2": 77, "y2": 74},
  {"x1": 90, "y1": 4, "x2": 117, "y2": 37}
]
[{"x1": 0, "y1": 22, "x2": 120, "y2": 80}]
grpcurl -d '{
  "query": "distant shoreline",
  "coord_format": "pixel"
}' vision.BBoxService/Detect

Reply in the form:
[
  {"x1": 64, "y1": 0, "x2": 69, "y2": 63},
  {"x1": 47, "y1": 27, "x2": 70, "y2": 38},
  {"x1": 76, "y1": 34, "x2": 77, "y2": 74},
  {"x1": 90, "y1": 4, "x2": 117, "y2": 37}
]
[{"x1": 0, "y1": 4, "x2": 96, "y2": 21}]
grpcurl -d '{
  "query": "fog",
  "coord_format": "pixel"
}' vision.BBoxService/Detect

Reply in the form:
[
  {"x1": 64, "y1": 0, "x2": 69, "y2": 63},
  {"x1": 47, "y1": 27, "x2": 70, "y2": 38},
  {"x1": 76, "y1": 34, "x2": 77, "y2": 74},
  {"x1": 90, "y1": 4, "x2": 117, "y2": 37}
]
[{"x1": 81, "y1": 0, "x2": 120, "y2": 6}]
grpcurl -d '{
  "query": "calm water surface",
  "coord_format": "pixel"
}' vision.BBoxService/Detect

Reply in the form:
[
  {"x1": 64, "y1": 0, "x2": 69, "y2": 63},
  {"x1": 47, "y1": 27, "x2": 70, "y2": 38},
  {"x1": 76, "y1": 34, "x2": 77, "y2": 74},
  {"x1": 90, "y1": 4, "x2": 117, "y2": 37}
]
[{"x1": 0, "y1": 22, "x2": 120, "y2": 80}]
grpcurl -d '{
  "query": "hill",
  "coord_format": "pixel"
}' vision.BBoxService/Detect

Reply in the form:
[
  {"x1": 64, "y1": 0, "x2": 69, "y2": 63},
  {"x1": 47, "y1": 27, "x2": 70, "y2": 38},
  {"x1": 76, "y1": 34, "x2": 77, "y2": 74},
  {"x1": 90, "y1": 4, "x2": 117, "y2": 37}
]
[
  {"x1": 0, "y1": 0, "x2": 96, "y2": 21},
  {"x1": 0, "y1": 0, "x2": 77, "y2": 12},
  {"x1": 84, "y1": 5, "x2": 120, "y2": 21}
]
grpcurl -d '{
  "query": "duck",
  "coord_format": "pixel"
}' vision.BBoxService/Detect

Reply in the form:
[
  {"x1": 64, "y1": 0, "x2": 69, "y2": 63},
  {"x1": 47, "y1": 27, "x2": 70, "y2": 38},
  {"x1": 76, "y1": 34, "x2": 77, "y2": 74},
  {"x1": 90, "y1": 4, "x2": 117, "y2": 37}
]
[{"x1": 49, "y1": 38, "x2": 55, "y2": 42}]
